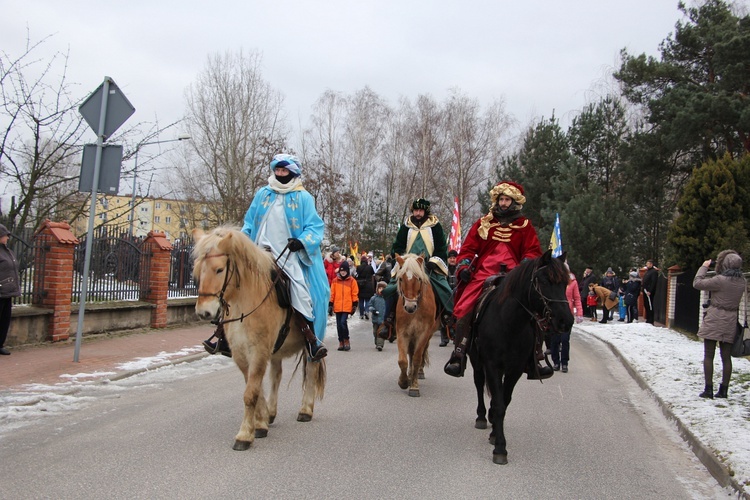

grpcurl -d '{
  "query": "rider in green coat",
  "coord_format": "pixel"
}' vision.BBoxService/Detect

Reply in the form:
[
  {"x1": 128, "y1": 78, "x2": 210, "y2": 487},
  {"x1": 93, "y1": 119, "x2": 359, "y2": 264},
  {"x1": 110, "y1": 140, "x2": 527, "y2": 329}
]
[{"x1": 380, "y1": 199, "x2": 453, "y2": 337}]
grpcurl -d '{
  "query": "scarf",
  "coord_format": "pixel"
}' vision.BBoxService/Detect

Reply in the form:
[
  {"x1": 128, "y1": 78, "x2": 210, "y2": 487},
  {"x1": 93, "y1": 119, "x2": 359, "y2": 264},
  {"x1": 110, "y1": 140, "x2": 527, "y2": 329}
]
[{"x1": 268, "y1": 174, "x2": 304, "y2": 194}]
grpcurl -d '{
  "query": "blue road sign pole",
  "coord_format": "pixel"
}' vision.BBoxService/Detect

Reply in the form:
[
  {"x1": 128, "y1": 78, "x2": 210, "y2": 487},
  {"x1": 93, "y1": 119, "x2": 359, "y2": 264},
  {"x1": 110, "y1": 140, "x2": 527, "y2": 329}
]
[{"x1": 74, "y1": 77, "x2": 111, "y2": 363}]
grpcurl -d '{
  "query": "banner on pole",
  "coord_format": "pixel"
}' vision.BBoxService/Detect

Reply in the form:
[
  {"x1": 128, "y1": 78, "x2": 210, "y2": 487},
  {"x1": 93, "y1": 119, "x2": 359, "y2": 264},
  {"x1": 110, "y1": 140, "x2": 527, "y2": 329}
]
[
  {"x1": 449, "y1": 196, "x2": 462, "y2": 252},
  {"x1": 550, "y1": 213, "x2": 563, "y2": 258}
]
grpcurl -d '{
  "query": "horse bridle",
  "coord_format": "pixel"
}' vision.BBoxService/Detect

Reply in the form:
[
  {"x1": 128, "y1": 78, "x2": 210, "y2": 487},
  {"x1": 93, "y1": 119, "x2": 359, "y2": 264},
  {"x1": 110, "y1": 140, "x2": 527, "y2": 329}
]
[
  {"x1": 516, "y1": 264, "x2": 569, "y2": 332},
  {"x1": 397, "y1": 273, "x2": 423, "y2": 307},
  {"x1": 197, "y1": 243, "x2": 291, "y2": 325}
]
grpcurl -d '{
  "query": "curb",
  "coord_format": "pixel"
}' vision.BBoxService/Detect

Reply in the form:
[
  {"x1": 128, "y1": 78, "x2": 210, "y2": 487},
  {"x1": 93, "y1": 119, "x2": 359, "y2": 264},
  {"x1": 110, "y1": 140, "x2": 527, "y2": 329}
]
[{"x1": 591, "y1": 333, "x2": 748, "y2": 499}]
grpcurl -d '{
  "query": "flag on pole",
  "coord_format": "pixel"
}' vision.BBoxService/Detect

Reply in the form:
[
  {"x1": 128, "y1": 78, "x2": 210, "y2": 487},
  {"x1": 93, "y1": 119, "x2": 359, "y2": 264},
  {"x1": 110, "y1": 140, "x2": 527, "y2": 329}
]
[
  {"x1": 550, "y1": 213, "x2": 563, "y2": 258},
  {"x1": 349, "y1": 241, "x2": 359, "y2": 264},
  {"x1": 449, "y1": 196, "x2": 462, "y2": 252}
]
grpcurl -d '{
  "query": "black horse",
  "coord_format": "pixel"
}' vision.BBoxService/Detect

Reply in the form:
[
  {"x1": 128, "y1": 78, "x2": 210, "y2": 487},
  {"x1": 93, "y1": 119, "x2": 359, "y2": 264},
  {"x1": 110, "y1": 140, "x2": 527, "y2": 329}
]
[{"x1": 468, "y1": 250, "x2": 573, "y2": 464}]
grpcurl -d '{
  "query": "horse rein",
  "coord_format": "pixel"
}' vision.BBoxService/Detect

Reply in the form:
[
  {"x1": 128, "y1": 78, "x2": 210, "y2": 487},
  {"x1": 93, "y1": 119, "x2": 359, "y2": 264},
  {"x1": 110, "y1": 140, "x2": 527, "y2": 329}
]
[
  {"x1": 199, "y1": 243, "x2": 291, "y2": 326},
  {"x1": 397, "y1": 273, "x2": 424, "y2": 307},
  {"x1": 516, "y1": 264, "x2": 569, "y2": 332}
]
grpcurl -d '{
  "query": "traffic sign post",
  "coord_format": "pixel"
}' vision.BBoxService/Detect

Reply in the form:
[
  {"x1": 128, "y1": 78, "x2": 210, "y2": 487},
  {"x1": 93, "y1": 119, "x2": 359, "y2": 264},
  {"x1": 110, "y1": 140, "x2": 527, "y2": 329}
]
[{"x1": 75, "y1": 77, "x2": 134, "y2": 362}]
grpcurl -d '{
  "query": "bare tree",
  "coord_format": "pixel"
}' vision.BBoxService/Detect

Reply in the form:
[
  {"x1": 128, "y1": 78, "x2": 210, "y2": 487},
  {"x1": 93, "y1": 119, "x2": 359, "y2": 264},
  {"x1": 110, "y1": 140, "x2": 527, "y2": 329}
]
[{"x1": 176, "y1": 50, "x2": 287, "y2": 227}]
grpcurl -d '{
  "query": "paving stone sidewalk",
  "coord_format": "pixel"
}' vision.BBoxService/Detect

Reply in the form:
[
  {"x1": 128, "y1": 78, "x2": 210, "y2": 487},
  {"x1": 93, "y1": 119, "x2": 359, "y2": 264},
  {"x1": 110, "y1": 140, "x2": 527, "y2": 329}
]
[{"x1": 0, "y1": 323, "x2": 213, "y2": 391}]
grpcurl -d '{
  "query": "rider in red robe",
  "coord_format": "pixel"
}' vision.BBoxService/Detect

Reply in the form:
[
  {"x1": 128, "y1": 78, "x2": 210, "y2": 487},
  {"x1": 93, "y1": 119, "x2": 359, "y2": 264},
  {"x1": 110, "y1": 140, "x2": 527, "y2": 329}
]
[{"x1": 444, "y1": 181, "x2": 552, "y2": 379}]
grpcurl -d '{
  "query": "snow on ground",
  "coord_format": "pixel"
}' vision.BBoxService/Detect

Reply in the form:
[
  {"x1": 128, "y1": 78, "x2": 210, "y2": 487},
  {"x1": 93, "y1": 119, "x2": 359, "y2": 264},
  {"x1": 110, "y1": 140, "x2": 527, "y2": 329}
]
[{"x1": 579, "y1": 316, "x2": 750, "y2": 493}]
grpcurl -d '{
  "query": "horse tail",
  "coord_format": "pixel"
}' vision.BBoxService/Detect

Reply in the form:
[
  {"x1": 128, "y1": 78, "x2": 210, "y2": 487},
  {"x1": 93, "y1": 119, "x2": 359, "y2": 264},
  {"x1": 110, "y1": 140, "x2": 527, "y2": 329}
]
[{"x1": 300, "y1": 357, "x2": 327, "y2": 401}]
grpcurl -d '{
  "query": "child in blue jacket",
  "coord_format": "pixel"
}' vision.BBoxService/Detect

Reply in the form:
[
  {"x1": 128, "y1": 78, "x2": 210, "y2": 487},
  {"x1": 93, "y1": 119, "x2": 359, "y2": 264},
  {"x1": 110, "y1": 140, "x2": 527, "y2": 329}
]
[{"x1": 369, "y1": 281, "x2": 387, "y2": 351}]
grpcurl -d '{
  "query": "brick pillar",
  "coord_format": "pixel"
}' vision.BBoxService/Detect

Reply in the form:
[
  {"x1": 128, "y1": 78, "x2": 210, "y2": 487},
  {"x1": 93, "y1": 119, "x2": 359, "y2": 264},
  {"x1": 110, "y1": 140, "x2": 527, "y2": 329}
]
[
  {"x1": 140, "y1": 231, "x2": 172, "y2": 328},
  {"x1": 34, "y1": 220, "x2": 79, "y2": 342}
]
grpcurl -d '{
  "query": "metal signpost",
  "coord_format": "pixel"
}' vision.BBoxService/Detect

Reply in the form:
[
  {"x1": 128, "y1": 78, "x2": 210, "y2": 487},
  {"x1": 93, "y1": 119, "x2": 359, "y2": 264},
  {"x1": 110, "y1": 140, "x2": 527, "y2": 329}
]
[{"x1": 75, "y1": 77, "x2": 135, "y2": 362}]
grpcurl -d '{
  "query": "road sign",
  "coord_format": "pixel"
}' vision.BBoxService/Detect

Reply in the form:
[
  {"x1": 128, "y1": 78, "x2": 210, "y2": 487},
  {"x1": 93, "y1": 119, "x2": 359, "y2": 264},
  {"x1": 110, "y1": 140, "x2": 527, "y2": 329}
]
[
  {"x1": 79, "y1": 144, "x2": 122, "y2": 194},
  {"x1": 79, "y1": 78, "x2": 135, "y2": 140}
]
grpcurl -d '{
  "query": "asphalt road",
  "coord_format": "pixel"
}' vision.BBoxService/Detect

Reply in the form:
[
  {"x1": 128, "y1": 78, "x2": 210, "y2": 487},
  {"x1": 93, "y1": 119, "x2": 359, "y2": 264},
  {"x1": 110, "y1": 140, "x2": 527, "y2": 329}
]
[{"x1": 0, "y1": 319, "x2": 728, "y2": 499}]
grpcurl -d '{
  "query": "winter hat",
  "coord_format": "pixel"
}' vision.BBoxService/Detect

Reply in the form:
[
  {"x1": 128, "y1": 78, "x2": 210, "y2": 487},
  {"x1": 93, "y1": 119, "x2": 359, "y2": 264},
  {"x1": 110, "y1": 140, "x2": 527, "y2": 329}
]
[
  {"x1": 269, "y1": 154, "x2": 302, "y2": 176},
  {"x1": 489, "y1": 181, "x2": 526, "y2": 206},
  {"x1": 338, "y1": 261, "x2": 350, "y2": 276},
  {"x1": 376, "y1": 281, "x2": 387, "y2": 290},
  {"x1": 412, "y1": 198, "x2": 431, "y2": 211},
  {"x1": 0, "y1": 224, "x2": 10, "y2": 237},
  {"x1": 448, "y1": 250, "x2": 458, "y2": 258},
  {"x1": 330, "y1": 245, "x2": 341, "y2": 254},
  {"x1": 606, "y1": 267, "x2": 614, "y2": 275},
  {"x1": 629, "y1": 271, "x2": 638, "y2": 279}
]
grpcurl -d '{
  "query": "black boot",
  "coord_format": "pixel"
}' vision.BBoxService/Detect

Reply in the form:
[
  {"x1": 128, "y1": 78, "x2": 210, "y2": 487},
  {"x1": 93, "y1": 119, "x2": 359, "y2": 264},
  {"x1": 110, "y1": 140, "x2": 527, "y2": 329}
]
[
  {"x1": 203, "y1": 323, "x2": 232, "y2": 357},
  {"x1": 699, "y1": 384, "x2": 714, "y2": 399},
  {"x1": 444, "y1": 316, "x2": 471, "y2": 377},
  {"x1": 526, "y1": 335, "x2": 553, "y2": 380},
  {"x1": 299, "y1": 318, "x2": 327, "y2": 361},
  {"x1": 714, "y1": 383, "x2": 728, "y2": 398}
]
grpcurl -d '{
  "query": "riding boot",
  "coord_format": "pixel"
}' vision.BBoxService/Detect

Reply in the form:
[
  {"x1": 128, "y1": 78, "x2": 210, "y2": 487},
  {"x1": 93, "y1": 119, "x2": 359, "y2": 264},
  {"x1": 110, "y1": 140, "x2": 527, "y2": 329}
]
[
  {"x1": 298, "y1": 317, "x2": 327, "y2": 362},
  {"x1": 203, "y1": 323, "x2": 232, "y2": 357},
  {"x1": 526, "y1": 334, "x2": 553, "y2": 380},
  {"x1": 444, "y1": 316, "x2": 471, "y2": 377},
  {"x1": 378, "y1": 295, "x2": 397, "y2": 340}
]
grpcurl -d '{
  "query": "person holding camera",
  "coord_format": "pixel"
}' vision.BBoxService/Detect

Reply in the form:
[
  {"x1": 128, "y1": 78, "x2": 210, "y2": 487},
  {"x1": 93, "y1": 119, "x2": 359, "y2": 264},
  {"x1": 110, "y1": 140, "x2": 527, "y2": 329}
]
[
  {"x1": 693, "y1": 250, "x2": 745, "y2": 399},
  {"x1": 0, "y1": 224, "x2": 20, "y2": 356}
]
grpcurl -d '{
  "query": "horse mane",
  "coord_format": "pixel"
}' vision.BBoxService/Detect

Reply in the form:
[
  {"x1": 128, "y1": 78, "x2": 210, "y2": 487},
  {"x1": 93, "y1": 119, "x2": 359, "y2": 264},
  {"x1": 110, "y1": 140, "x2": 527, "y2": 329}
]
[
  {"x1": 395, "y1": 253, "x2": 429, "y2": 282},
  {"x1": 192, "y1": 226, "x2": 275, "y2": 289},
  {"x1": 497, "y1": 252, "x2": 569, "y2": 303}
]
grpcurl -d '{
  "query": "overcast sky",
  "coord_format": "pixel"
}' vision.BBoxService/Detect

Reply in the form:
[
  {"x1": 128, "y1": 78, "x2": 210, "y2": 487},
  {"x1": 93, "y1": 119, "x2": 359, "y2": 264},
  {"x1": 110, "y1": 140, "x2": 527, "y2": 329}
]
[{"x1": 3, "y1": 0, "x2": 698, "y2": 141}]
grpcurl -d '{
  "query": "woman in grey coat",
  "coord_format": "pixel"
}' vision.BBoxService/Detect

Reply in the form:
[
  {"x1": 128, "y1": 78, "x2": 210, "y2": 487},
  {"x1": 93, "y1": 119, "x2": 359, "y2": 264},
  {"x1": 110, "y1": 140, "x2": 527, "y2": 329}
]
[
  {"x1": 0, "y1": 224, "x2": 21, "y2": 355},
  {"x1": 693, "y1": 250, "x2": 745, "y2": 399}
]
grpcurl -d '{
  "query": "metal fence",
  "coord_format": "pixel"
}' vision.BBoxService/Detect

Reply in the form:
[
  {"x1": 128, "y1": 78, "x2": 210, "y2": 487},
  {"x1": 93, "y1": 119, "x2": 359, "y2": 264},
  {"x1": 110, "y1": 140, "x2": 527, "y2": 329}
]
[
  {"x1": 8, "y1": 228, "x2": 49, "y2": 306},
  {"x1": 169, "y1": 238, "x2": 197, "y2": 298},
  {"x1": 72, "y1": 226, "x2": 149, "y2": 303}
]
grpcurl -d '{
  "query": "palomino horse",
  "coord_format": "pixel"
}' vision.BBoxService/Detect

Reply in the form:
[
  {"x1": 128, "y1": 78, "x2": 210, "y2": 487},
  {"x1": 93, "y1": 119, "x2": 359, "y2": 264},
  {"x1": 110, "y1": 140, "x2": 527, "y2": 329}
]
[
  {"x1": 393, "y1": 253, "x2": 438, "y2": 397},
  {"x1": 192, "y1": 227, "x2": 326, "y2": 451},
  {"x1": 469, "y1": 250, "x2": 573, "y2": 464}
]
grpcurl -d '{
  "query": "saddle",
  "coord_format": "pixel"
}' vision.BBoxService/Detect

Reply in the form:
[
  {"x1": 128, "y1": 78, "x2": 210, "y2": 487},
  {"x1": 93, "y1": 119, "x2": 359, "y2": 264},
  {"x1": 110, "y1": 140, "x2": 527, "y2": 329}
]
[{"x1": 270, "y1": 267, "x2": 292, "y2": 309}]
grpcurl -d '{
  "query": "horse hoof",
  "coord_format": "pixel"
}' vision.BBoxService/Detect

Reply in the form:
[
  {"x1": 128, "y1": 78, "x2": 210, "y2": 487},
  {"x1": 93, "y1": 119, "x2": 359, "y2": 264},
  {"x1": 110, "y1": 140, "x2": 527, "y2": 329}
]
[
  {"x1": 255, "y1": 428, "x2": 268, "y2": 438},
  {"x1": 297, "y1": 413, "x2": 312, "y2": 422},
  {"x1": 269, "y1": 415, "x2": 275, "y2": 424},
  {"x1": 408, "y1": 389, "x2": 420, "y2": 397},
  {"x1": 492, "y1": 453, "x2": 508, "y2": 465},
  {"x1": 232, "y1": 440, "x2": 252, "y2": 451},
  {"x1": 398, "y1": 379, "x2": 408, "y2": 390},
  {"x1": 475, "y1": 419, "x2": 488, "y2": 430}
]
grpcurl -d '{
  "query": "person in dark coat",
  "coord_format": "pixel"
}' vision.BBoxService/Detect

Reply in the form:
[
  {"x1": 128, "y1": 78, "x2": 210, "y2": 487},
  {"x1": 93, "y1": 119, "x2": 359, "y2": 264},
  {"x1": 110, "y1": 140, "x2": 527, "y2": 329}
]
[
  {"x1": 356, "y1": 256, "x2": 375, "y2": 319},
  {"x1": 642, "y1": 259, "x2": 658, "y2": 324},
  {"x1": 623, "y1": 271, "x2": 642, "y2": 323},
  {"x1": 0, "y1": 224, "x2": 21, "y2": 355},
  {"x1": 578, "y1": 267, "x2": 597, "y2": 318},
  {"x1": 693, "y1": 250, "x2": 745, "y2": 399}
]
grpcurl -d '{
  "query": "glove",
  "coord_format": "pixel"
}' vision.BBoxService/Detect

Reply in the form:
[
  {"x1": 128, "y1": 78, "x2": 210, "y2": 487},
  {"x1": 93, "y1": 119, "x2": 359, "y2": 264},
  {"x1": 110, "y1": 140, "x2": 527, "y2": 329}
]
[
  {"x1": 458, "y1": 267, "x2": 471, "y2": 283},
  {"x1": 351, "y1": 302, "x2": 358, "y2": 315},
  {"x1": 372, "y1": 311, "x2": 379, "y2": 316},
  {"x1": 425, "y1": 261, "x2": 437, "y2": 272},
  {"x1": 287, "y1": 238, "x2": 304, "y2": 252},
  {"x1": 328, "y1": 302, "x2": 333, "y2": 316}
]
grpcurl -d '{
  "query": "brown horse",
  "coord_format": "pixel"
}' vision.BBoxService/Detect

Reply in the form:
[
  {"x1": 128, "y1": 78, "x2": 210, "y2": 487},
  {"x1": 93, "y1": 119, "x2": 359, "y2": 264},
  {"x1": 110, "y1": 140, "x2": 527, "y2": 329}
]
[
  {"x1": 192, "y1": 227, "x2": 326, "y2": 451},
  {"x1": 393, "y1": 254, "x2": 438, "y2": 397}
]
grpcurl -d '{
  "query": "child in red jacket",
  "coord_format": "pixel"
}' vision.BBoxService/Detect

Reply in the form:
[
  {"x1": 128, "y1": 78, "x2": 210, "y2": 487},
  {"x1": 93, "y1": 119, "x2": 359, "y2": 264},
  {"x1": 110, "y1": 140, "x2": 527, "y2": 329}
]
[{"x1": 329, "y1": 261, "x2": 359, "y2": 351}]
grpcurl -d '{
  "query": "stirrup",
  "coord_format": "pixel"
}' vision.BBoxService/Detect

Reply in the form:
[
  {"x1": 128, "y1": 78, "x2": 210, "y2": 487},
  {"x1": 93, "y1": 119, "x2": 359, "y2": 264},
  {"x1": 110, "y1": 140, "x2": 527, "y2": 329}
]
[
  {"x1": 307, "y1": 341, "x2": 328, "y2": 362},
  {"x1": 443, "y1": 353, "x2": 465, "y2": 378}
]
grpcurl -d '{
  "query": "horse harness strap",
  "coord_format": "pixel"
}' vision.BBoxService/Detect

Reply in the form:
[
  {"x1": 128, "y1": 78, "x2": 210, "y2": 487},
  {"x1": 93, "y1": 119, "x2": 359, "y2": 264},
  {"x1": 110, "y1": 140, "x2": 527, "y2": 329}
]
[{"x1": 206, "y1": 244, "x2": 297, "y2": 354}]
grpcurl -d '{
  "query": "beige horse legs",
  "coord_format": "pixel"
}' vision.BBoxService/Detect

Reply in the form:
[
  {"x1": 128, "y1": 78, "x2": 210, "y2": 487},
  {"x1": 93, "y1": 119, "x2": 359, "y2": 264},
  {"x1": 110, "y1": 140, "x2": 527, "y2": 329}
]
[{"x1": 233, "y1": 355, "x2": 269, "y2": 451}]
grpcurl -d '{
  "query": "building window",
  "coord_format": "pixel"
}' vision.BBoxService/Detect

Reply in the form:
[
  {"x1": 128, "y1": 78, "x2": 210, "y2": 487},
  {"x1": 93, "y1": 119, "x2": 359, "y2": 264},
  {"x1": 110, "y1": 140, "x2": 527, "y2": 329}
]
[
  {"x1": 155, "y1": 202, "x2": 161, "y2": 209},
  {"x1": 166, "y1": 203, "x2": 171, "y2": 210},
  {"x1": 141, "y1": 206, "x2": 148, "y2": 212},
  {"x1": 154, "y1": 216, "x2": 160, "y2": 223},
  {"x1": 165, "y1": 216, "x2": 172, "y2": 224}
]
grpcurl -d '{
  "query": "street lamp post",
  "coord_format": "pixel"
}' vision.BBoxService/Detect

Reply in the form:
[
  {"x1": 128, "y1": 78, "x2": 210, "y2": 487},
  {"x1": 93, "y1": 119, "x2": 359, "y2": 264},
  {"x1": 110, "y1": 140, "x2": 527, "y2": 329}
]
[{"x1": 129, "y1": 135, "x2": 191, "y2": 237}]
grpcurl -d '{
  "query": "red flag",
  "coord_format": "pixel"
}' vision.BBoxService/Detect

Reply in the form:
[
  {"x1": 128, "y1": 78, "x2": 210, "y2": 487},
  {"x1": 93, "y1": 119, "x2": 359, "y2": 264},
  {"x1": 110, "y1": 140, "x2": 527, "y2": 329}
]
[{"x1": 449, "y1": 196, "x2": 462, "y2": 252}]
